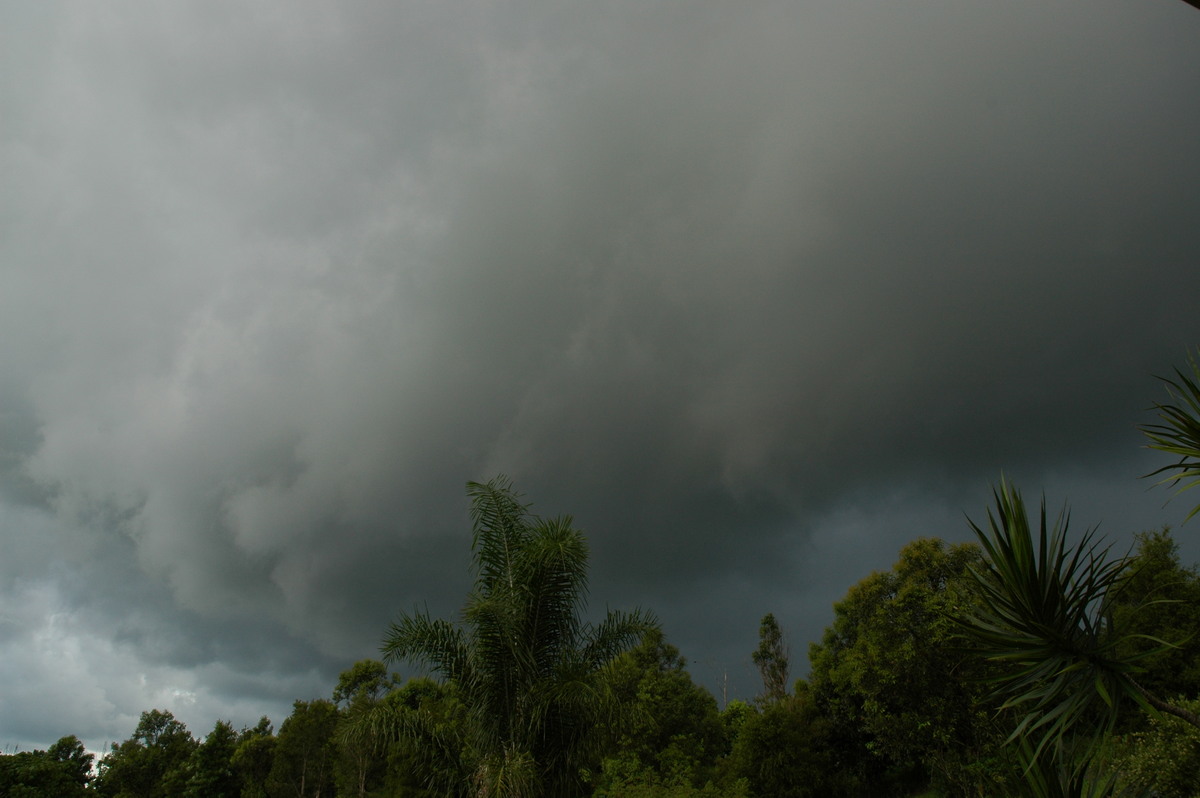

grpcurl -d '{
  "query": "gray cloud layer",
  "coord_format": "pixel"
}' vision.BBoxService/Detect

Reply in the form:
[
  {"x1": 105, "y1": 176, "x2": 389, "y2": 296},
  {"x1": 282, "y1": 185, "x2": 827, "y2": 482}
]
[{"x1": 2, "y1": 0, "x2": 1199, "y2": 751}]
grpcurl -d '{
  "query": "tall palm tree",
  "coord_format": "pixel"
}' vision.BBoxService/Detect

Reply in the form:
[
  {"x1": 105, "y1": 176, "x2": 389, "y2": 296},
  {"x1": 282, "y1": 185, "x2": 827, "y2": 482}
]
[{"x1": 378, "y1": 477, "x2": 657, "y2": 798}]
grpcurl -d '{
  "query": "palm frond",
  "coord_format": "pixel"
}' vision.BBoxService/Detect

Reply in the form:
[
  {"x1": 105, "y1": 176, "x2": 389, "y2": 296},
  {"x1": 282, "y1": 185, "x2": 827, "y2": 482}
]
[
  {"x1": 468, "y1": 476, "x2": 534, "y2": 593},
  {"x1": 340, "y1": 692, "x2": 472, "y2": 796},
  {"x1": 472, "y1": 744, "x2": 540, "y2": 798},
  {"x1": 516, "y1": 518, "x2": 590, "y2": 674},
  {"x1": 461, "y1": 592, "x2": 522, "y2": 743},
  {"x1": 578, "y1": 608, "x2": 660, "y2": 672},
  {"x1": 382, "y1": 611, "x2": 471, "y2": 682}
]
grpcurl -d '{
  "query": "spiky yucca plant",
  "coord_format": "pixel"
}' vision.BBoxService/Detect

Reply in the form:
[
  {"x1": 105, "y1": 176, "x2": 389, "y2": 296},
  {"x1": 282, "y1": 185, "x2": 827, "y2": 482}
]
[
  {"x1": 1141, "y1": 351, "x2": 1200, "y2": 523},
  {"x1": 956, "y1": 481, "x2": 1199, "y2": 769},
  {"x1": 1012, "y1": 737, "x2": 1131, "y2": 798}
]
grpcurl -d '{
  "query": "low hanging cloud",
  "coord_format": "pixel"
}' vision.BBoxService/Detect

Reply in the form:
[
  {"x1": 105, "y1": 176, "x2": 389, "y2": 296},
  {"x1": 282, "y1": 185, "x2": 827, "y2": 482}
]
[{"x1": 1, "y1": 0, "x2": 1198, "y2": 750}]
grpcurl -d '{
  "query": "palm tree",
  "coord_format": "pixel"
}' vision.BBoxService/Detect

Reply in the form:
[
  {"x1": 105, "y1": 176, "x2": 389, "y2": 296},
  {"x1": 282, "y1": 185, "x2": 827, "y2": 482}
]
[
  {"x1": 376, "y1": 477, "x2": 657, "y2": 797},
  {"x1": 1141, "y1": 350, "x2": 1200, "y2": 523},
  {"x1": 955, "y1": 481, "x2": 1200, "y2": 770}
]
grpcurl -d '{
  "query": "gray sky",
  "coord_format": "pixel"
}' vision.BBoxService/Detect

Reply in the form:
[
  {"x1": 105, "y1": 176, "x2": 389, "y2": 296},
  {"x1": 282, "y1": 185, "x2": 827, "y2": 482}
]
[{"x1": 2, "y1": 0, "x2": 1199, "y2": 752}]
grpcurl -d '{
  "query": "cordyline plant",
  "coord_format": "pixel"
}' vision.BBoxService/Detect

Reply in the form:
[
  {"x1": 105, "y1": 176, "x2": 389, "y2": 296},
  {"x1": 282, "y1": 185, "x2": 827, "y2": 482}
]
[
  {"x1": 1141, "y1": 350, "x2": 1200, "y2": 524},
  {"x1": 1012, "y1": 736, "x2": 1128, "y2": 798},
  {"x1": 955, "y1": 480, "x2": 1200, "y2": 772}
]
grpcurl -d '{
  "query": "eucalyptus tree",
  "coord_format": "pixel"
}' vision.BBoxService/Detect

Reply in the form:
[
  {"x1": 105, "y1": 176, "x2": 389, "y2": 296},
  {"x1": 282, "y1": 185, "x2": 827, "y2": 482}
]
[
  {"x1": 752, "y1": 613, "x2": 790, "y2": 704},
  {"x1": 956, "y1": 480, "x2": 1200, "y2": 774},
  {"x1": 375, "y1": 476, "x2": 657, "y2": 797}
]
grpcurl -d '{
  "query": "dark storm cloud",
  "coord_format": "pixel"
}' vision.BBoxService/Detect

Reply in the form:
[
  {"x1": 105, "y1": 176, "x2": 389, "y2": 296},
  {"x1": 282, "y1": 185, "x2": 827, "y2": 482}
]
[
  {"x1": 2, "y1": 0, "x2": 1199, "y2": 749},
  {"x1": 421, "y1": 0, "x2": 1200, "y2": 573}
]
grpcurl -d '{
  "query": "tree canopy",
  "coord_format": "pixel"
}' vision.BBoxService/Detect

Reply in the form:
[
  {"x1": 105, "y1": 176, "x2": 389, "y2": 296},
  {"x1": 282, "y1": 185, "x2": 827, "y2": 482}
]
[{"x1": 808, "y1": 536, "x2": 1007, "y2": 795}]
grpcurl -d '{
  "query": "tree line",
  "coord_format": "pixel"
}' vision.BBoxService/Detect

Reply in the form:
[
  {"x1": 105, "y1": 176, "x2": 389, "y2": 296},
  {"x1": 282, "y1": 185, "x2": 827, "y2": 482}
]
[
  {"x1": 9, "y1": 501, "x2": 1200, "y2": 797},
  {"x1": 6, "y1": 354, "x2": 1200, "y2": 797}
]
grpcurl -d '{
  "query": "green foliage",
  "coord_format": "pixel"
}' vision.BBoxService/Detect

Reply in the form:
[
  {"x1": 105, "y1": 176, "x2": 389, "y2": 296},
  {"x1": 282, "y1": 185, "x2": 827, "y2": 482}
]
[
  {"x1": 751, "y1": 614, "x2": 789, "y2": 704},
  {"x1": 593, "y1": 774, "x2": 749, "y2": 798},
  {"x1": 1009, "y1": 738, "x2": 1127, "y2": 798},
  {"x1": 375, "y1": 476, "x2": 657, "y2": 797},
  {"x1": 716, "y1": 700, "x2": 752, "y2": 751},
  {"x1": 333, "y1": 659, "x2": 404, "y2": 797},
  {"x1": 809, "y1": 536, "x2": 1006, "y2": 796},
  {"x1": 1110, "y1": 528, "x2": 1200, "y2": 709},
  {"x1": 957, "y1": 481, "x2": 1177, "y2": 763},
  {"x1": 46, "y1": 735, "x2": 93, "y2": 789},
  {"x1": 182, "y1": 719, "x2": 240, "y2": 798},
  {"x1": 723, "y1": 685, "x2": 852, "y2": 798},
  {"x1": 268, "y1": 699, "x2": 338, "y2": 798},
  {"x1": 0, "y1": 736, "x2": 92, "y2": 797},
  {"x1": 231, "y1": 718, "x2": 276, "y2": 798},
  {"x1": 1141, "y1": 350, "x2": 1200, "y2": 523},
  {"x1": 372, "y1": 677, "x2": 465, "y2": 797},
  {"x1": 94, "y1": 709, "x2": 197, "y2": 798},
  {"x1": 1111, "y1": 698, "x2": 1200, "y2": 798},
  {"x1": 595, "y1": 630, "x2": 727, "y2": 793},
  {"x1": 334, "y1": 659, "x2": 401, "y2": 708}
]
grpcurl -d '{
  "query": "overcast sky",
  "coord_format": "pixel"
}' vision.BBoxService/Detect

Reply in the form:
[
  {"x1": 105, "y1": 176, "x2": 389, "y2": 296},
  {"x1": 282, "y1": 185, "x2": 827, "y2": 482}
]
[{"x1": 2, "y1": 0, "x2": 1199, "y2": 753}]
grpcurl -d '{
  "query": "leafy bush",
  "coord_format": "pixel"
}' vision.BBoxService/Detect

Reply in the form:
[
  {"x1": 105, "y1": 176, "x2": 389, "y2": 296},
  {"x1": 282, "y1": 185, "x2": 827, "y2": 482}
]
[{"x1": 1112, "y1": 699, "x2": 1200, "y2": 798}]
